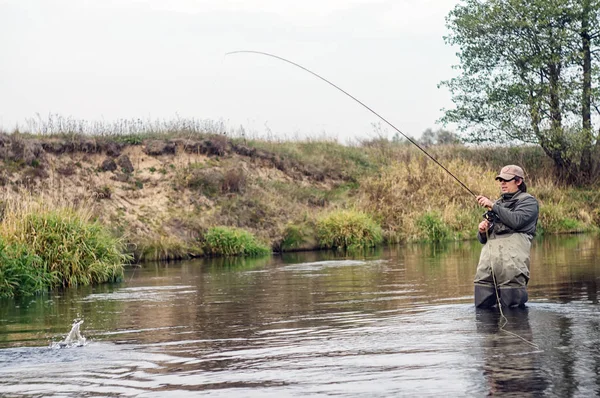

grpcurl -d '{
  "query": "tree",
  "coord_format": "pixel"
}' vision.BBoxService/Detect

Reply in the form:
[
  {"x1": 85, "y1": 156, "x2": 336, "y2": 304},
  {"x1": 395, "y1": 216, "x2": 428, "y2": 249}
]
[
  {"x1": 419, "y1": 128, "x2": 462, "y2": 146},
  {"x1": 441, "y1": 0, "x2": 600, "y2": 185}
]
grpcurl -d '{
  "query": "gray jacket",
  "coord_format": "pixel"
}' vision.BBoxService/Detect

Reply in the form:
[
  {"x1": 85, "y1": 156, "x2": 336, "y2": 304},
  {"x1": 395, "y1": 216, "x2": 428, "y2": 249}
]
[{"x1": 478, "y1": 190, "x2": 539, "y2": 244}]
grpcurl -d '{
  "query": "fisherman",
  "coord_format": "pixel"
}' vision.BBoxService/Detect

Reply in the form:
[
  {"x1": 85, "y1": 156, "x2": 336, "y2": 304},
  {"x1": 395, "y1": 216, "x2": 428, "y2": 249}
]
[{"x1": 474, "y1": 165, "x2": 539, "y2": 308}]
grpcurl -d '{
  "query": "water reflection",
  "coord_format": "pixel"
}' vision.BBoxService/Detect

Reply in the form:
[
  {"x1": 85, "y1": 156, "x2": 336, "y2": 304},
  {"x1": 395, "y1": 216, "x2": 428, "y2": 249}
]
[
  {"x1": 0, "y1": 234, "x2": 599, "y2": 396},
  {"x1": 476, "y1": 308, "x2": 547, "y2": 397}
]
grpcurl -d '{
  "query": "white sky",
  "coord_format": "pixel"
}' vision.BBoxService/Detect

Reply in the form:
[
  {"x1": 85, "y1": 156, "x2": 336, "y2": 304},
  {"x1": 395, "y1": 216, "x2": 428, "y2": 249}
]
[{"x1": 0, "y1": 0, "x2": 460, "y2": 141}]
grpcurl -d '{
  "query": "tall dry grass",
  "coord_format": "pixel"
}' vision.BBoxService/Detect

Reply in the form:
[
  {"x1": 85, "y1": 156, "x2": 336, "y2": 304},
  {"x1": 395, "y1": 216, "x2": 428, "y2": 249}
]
[
  {"x1": 358, "y1": 157, "x2": 498, "y2": 242},
  {"x1": 358, "y1": 150, "x2": 599, "y2": 241}
]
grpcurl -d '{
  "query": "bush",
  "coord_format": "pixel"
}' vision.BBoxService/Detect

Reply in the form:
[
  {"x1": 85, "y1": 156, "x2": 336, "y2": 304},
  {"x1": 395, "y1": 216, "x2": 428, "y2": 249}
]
[
  {"x1": 0, "y1": 240, "x2": 56, "y2": 298},
  {"x1": 316, "y1": 210, "x2": 383, "y2": 250},
  {"x1": 2, "y1": 208, "x2": 129, "y2": 288},
  {"x1": 203, "y1": 226, "x2": 271, "y2": 257}
]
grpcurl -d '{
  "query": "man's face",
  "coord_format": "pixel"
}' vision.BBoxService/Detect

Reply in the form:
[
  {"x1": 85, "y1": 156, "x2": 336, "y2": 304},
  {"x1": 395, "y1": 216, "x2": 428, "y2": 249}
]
[{"x1": 497, "y1": 177, "x2": 520, "y2": 194}]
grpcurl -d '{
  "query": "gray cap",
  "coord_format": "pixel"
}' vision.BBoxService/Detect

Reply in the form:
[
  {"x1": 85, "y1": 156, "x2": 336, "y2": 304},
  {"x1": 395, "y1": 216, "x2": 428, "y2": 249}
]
[{"x1": 495, "y1": 165, "x2": 524, "y2": 180}]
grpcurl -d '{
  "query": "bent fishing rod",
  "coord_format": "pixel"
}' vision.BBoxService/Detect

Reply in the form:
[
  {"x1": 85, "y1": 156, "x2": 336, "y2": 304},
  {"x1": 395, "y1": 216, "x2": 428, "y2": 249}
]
[{"x1": 225, "y1": 50, "x2": 477, "y2": 198}]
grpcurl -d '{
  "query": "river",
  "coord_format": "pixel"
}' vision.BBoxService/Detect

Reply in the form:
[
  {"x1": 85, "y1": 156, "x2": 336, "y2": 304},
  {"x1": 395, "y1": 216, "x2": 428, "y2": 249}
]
[{"x1": 1, "y1": 234, "x2": 599, "y2": 397}]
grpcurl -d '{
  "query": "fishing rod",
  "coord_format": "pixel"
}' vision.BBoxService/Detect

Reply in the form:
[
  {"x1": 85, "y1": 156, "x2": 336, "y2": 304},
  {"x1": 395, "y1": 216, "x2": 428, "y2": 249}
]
[
  {"x1": 225, "y1": 50, "x2": 478, "y2": 198},
  {"x1": 226, "y1": 51, "x2": 543, "y2": 348}
]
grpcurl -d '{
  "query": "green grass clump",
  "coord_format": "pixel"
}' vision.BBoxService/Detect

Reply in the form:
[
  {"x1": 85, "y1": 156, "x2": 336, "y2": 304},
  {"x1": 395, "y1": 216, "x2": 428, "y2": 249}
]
[
  {"x1": 538, "y1": 203, "x2": 585, "y2": 235},
  {"x1": 281, "y1": 222, "x2": 317, "y2": 251},
  {"x1": 316, "y1": 210, "x2": 383, "y2": 250},
  {"x1": 137, "y1": 236, "x2": 202, "y2": 262},
  {"x1": 203, "y1": 226, "x2": 271, "y2": 257},
  {"x1": 0, "y1": 240, "x2": 57, "y2": 298},
  {"x1": 2, "y1": 208, "x2": 129, "y2": 288},
  {"x1": 417, "y1": 211, "x2": 450, "y2": 242}
]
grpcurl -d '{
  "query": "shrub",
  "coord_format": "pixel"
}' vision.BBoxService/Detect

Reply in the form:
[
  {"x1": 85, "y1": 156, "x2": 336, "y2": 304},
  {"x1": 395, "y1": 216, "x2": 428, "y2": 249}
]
[
  {"x1": 316, "y1": 210, "x2": 383, "y2": 250},
  {"x1": 203, "y1": 226, "x2": 271, "y2": 257},
  {"x1": 560, "y1": 218, "x2": 582, "y2": 231}
]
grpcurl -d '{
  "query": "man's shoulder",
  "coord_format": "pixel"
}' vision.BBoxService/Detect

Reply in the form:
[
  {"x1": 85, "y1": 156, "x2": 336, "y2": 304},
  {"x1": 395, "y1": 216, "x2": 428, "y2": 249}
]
[
  {"x1": 517, "y1": 192, "x2": 536, "y2": 201},
  {"x1": 517, "y1": 192, "x2": 539, "y2": 206}
]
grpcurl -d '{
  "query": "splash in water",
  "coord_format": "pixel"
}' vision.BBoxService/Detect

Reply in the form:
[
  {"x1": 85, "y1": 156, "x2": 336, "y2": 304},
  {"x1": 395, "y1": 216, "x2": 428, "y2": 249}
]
[{"x1": 51, "y1": 320, "x2": 87, "y2": 348}]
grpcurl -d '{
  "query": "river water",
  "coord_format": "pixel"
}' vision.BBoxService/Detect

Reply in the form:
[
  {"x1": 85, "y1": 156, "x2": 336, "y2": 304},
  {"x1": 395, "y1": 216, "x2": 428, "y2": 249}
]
[{"x1": 1, "y1": 234, "x2": 599, "y2": 397}]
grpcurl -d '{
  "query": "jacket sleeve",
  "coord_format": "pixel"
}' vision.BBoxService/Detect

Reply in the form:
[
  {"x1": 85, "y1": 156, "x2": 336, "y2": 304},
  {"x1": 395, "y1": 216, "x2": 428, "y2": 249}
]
[{"x1": 492, "y1": 196, "x2": 539, "y2": 231}]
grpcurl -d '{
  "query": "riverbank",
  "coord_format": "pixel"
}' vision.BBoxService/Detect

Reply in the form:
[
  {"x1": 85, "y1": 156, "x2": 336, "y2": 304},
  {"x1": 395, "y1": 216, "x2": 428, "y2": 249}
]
[{"x1": 0, "y1": 128, "x2": 598, "y2": 267}]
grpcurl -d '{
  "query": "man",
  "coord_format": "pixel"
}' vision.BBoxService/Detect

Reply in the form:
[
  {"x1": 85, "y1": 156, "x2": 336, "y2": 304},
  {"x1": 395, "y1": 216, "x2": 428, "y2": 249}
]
[{"x1": 474, "y1": 165, "x2": 539, "y2": 308}]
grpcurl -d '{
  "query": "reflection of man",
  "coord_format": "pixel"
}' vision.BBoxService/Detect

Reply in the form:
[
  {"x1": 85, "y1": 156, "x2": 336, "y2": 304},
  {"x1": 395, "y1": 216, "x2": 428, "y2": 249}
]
[
  {"x1": 476, "y1": 308, "x2": 547, "y2": 396},
  {"x1": 474, "y1": 165, "x2": 539, "y2": 308}
]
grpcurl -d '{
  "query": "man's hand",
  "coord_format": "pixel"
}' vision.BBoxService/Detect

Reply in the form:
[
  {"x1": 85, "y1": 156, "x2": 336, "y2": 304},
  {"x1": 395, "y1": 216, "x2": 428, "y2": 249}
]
[
  {"x1": 476, "y1": 195, "x2": 493, "y2": 209},
  {"x1": 478, "y1": 219, "x2": 490, "y2": 233}
]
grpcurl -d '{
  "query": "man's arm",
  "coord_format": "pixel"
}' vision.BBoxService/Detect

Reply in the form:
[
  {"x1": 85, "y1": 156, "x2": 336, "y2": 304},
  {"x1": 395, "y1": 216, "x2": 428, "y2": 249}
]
[{"x1": 492, "y1": 196, "x2": 539, "y2": 230}]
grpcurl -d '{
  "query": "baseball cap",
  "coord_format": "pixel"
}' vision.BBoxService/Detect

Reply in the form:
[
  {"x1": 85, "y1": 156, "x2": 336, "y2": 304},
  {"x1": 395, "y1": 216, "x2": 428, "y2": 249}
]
[{"x1": 495, "y1": 165, "x2": 524, "y2": 181}]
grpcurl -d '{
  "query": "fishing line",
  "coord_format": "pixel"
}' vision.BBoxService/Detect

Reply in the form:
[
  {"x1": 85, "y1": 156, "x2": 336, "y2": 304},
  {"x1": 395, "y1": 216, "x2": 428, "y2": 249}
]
[
  {"x1": 225, "y1": 50, "x2": 477, "y2": 197},
  {"x1": 487, "y1": 229, "x2": 540, "y2": 350}
]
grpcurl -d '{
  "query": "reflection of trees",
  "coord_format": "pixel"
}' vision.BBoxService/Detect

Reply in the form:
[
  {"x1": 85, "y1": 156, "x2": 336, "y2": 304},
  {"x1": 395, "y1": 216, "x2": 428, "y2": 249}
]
[
  {"x1": 592, "y1": 321, "x2": 600, "y2": 393},
  {"x1": 532, "y1": 311, "x2": 600, "y2": 396},
  {"x1": 555, "y1": 317, "x2": 577, "y2": 397},
  {"x1": 530, "y1": 234, "x2": 600, "y2": 303},
  {"x1": 390, "y1": 241, "x2": 482, "y2": 303},
  {"x1": 200, "y1": 255, "x2": 272, "y2": 271}
]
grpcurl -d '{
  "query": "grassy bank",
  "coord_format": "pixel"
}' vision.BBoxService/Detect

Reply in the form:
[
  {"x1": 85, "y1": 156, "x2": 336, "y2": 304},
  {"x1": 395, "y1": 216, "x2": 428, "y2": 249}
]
[{"x1": 0, "y1": 121, "x2": 598, "y2": 275}]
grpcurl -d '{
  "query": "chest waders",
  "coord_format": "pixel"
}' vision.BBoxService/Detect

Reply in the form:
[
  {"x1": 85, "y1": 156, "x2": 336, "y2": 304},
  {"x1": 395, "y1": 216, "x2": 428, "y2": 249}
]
[
  {"x1": 474, "y1": 232, "x2": 531, "y2": 308},
  {"x1": 474, "y1": 191, "x2": 534, "y2": 308}
]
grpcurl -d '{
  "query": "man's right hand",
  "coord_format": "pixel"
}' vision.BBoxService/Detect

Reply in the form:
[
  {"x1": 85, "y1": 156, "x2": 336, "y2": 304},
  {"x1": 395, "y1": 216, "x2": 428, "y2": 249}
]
[{"x1": 478, "y1": 220, "x2": 490, "y2": 233}]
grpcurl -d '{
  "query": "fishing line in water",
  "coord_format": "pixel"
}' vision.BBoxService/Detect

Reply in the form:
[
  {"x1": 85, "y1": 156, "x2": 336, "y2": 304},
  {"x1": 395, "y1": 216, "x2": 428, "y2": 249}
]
[
  {"x1": 225, "y1": 50, "x2": 477, "y2": 198},
  {"x1": 487, "y1": 230, "x2": 540, "y2": 350}
]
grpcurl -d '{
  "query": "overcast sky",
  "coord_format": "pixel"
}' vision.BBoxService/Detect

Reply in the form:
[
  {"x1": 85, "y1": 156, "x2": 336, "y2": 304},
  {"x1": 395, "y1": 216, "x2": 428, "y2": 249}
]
[{"x1": 0, "y1": 0, "x2": 460, "y2": 142}]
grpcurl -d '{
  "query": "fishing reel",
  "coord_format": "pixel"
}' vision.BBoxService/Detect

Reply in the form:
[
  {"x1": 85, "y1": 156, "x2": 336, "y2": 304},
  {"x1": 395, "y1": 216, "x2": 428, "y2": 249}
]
[{"x1": 483, "y1": 210, "x2": 498, "y2": 223}]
